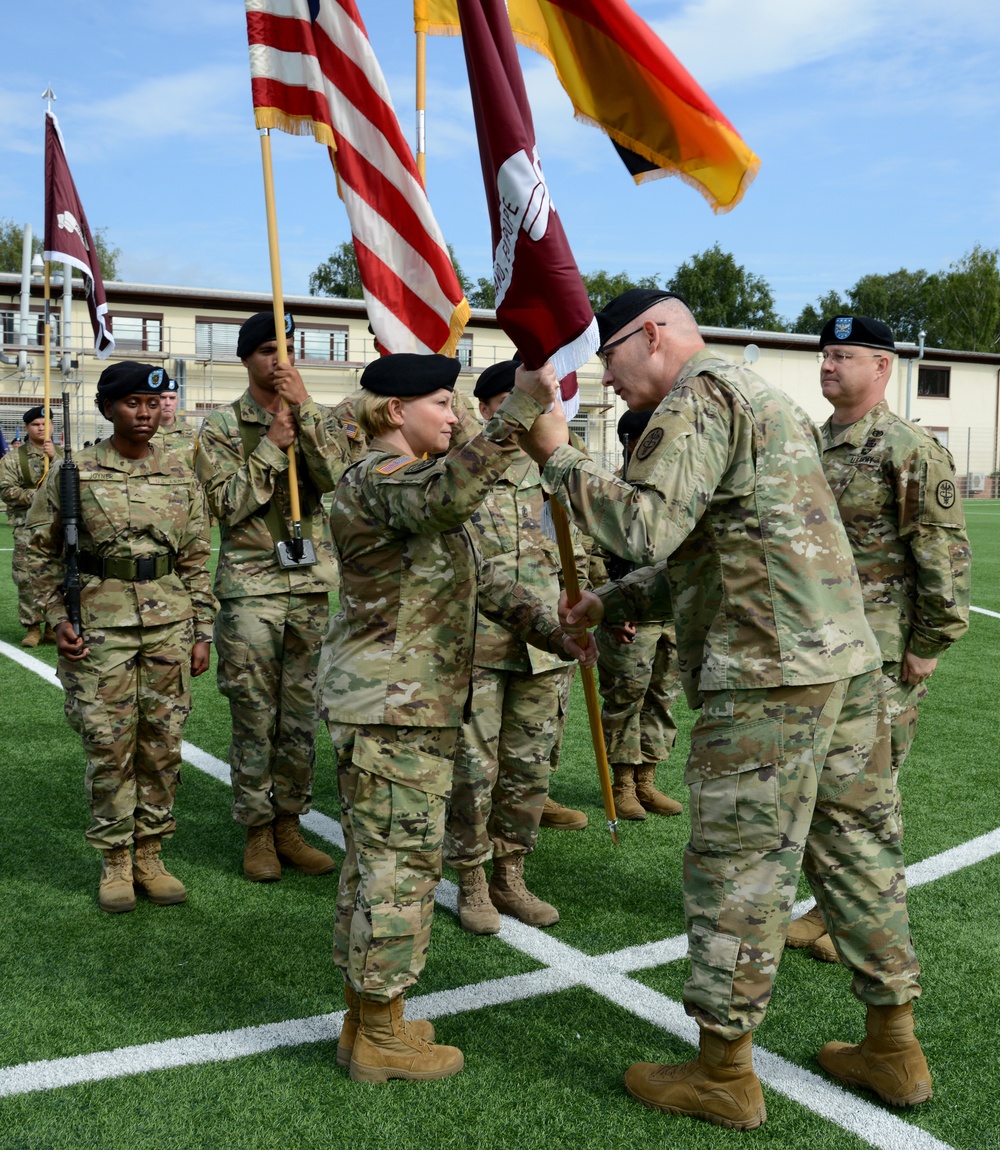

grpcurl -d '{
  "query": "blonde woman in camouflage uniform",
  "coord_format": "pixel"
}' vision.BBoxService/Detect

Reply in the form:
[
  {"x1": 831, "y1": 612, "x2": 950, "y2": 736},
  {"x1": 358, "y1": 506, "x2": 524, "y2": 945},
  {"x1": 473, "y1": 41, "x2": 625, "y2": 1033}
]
[
  {"x1": 318, "y1": 352, "x2": 594, "y2": 1084},
  {"x1": 522, "y1": 290, "x2": 930, "y2": 1129},
  {"x1": 26, "y1": 362, "x2": 216, "y2": 913}
]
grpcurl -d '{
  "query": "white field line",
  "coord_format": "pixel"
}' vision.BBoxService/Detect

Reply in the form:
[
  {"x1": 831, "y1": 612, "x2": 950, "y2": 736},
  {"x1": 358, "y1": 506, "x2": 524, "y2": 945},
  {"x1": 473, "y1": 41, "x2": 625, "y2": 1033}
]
[
  {"x1": 2, "y1": 648, "x2": 993, "y2": 1150},
  {"x1": 971, "y1": 606, "x2": 1000, "y2": 619}
]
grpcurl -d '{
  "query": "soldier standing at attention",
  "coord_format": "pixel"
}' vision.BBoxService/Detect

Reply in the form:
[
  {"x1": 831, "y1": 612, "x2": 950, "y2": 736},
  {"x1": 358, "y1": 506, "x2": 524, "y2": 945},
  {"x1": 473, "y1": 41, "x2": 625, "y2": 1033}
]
[
  {"x1": 787, "y1": 316, "x2": 970, "y2": 962},
  {"x1": 154, "y1": 380, "x2": 197, "y2": 469},
  {"x1": 196, "y1": 311, "x2": 351, "y2": 882},
  {"x1": 0, "y1": 405, "x2": 61, "y2": 646},
  {"x1": 444, "y1": 359, "x2": 573, "y2": 935},
  {"x1": 519, "y1": 290, "x2": 931, "y2": 1129},
  {"x1": 318, "y1": 353, "x2": 594, "y2": 1084},
  {"x1": 25, "y1": 362, "x2": 216, "y2": 912}
]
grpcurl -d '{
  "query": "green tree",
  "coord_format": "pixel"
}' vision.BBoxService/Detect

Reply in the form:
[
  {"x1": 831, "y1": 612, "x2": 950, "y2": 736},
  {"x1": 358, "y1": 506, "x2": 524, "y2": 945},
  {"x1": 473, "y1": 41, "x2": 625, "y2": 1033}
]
[
  {"x1": 929, "y1": 245, "x2": 1000, "y2": 352},
  {"x1": 0, "y1": 217, "x2": 119, "y2": 280},
  {"x1": 844, "y1": 269, "x2": 933, "y2": 344},
  {"x1": 92, "y1": 227, "x2": 121, "y2": 282},
  {"x1": 309, "y1": 240, "x2": 364, "y2": 298},
  {"x1": 581, "y1": 268, "x2": 660, "y2": 313},
  {"x1": 666, "y1": 244, "x2": 779, "y2": 330},
  {"x1": 790, "y1": 290, "x2": 848, "y2": 335},
  {"x1": 468, "y1": 276, "x2": 496, "y2": 310}
]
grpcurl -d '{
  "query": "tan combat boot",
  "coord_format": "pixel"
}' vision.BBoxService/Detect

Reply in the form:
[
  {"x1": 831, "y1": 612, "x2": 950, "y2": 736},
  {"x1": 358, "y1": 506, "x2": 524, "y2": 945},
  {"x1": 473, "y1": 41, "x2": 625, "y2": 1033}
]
[
  {"x1": 488, "y1": 854, "x2": 559, "y2": 926},
  {"x1": 611, "y1": 765, "x2": 646, "y2": 820},
  {"x1": 274, "y1": 814, "x2": 336, "y2": 875},
  {"x1": 539, "y1": 796, "x2": 588, "y2": 830},
  {"x1": 349, "y1": 995, "x2": 464, "y2": 1082},
  {"x1": 99, "y1": 845, "x2": 136, "y2": 914},
  {"x1": 21, "y1": 624, "x2": 42, "y2": 648},
  {"x1": 635, "y1": 767, "x2": 682, "y2": 816},
  {"x1": 786, "y1": 905, "x2": 827, "y2": 948},
  {"x1": 337, "y1": 983, "x2": 435, "y2": 1068},
  {"x1": 243, "y1": 822, "x2": 281, "y2": 882},
  {"x1": 809, "y1": 933, "x2": 840, "y2": 964},
  {"x1": 133, "y1": 836, "x2": 187, "y2": 905},
  {"x1": 456, "y1": 865, "x2": 501, "y2": 934},
  {"x1": 818, "y1": 1002, "x2": 932, "y2": 1107},
  {"x1": 625, "y1": 1029, "x2": 767, "y2": 1130}
]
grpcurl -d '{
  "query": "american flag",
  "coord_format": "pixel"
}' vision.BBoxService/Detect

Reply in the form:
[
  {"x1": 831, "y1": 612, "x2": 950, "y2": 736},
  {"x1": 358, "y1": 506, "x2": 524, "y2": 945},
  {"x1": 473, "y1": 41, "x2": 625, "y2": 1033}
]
[{"x1": 245, "y1": 0, "x2": 469, "y2": 356}]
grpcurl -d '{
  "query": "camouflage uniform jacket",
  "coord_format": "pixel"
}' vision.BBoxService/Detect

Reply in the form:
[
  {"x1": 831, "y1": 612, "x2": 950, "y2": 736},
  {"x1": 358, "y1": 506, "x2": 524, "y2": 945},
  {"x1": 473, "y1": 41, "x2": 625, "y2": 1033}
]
[
  {"x1": 468, "y1": 451, "x2": 566, "y2": 675},
  {"x1": 821, "y1": 400, "x2": 970, "y2": 661},
  {"x1": 25, "y1": 439, "x2": 216, "y2": 640},
  {"x1": 196, "y1": 389, "x2": 353, "y2": 599},
  {"x1": 0, "y1": 442, "x2": 62, "y2": 526},
  {"x1": 154, "y1": 421, "x2": 197, "y2": 471},
  {"x1": 541, "y1": 348, "x2": 881, "y2": 707},
  {"x1": 318, "y1": 389, "x2": 569, "y2": 727}
]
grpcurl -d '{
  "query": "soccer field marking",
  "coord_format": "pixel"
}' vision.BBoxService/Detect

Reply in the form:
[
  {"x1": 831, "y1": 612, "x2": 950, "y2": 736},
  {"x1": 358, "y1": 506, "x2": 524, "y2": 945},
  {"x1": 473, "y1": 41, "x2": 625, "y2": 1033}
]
[
  {"x1": 0, "y1": 646, "x2": 981, "y2": 1150},
  {"x1": 971, "y1": 605, "x2": 1000, "y2": 619}
]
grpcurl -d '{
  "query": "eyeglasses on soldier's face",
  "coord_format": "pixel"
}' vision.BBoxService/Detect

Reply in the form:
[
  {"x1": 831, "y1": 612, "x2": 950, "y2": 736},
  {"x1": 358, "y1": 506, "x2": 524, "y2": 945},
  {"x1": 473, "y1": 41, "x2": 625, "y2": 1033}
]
[
  {"x1": 819, "y1": 349, "x2": 886, "y2": 365},
  {"x1": 598, "y1": 323, "x2": 666, "y2": 369}
]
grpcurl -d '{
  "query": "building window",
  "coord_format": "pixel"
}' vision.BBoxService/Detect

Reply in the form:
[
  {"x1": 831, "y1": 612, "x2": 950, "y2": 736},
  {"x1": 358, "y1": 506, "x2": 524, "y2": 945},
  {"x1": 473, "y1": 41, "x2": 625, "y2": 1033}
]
[
  {"x1": 195, "y1": 320, "x2": 241, "y2": 359},
  {"x1": 113, "y1": 314, "x2": 162, "y2": 353},
  {"x1": 296, "y1": 326, "x2": 348, "y2": 362},
  {"x1": 0, "y1": 311, "x2": 14, "y2": 344},
  {"x1": 918, "y1": 365, "x2": 950, "y2": 398},
  {"x1": 456, "y1": 335, "x2": 473, "y2": 370}
]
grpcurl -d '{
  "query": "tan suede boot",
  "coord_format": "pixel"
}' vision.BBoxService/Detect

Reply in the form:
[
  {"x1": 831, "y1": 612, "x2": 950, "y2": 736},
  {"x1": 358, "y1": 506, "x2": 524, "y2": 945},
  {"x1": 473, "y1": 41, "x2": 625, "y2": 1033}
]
[
  {"x1": 809, "y1": 933, "x2": 840, "y2": 964},
  {"x1": 456, "y1": 865, "x2": 501, "y2": 935},
  {"x1": 488, "y1": 855, "x2": 559, "y2": 926},
  {"x1": 337, "y1": 983, "x2": 435, "y2": 1067},
  {"x1": 818, "y1": 1002, "x2": 932, "y2": 1107},
  {"x1": 274, "y1": 814, "x2": 336, "y2": 875},
  {"x1": 625, "y1": 1029, "x2": 767, "y2": 1130},
  {"x1": 349, "y1": 995, "x2": 464, "y2": 1082},
  {"x1": 635, "y1": 767, "x2": 682, "y2": 816},
  {"x1": 21, "y1": 624, "x2": 41, "y2": 648},
  {"x1": 612, "y1": 765, "x2": 646, "y2": 820},
  {"x1": 243, "y1": 822, "x2": 281, "y2": 882},
  {"x1": 786, "y1": 905, "x2": 827, "y2": 948},
  {"x1": 133, "y1": 836, "x2": 186, "y2": 905},
  {"x1": 99, "y1": 845, "x2": 136, "y2": 914},
  {"x1": 539, "y1": 796, "x2": 588, "y2": 830}
]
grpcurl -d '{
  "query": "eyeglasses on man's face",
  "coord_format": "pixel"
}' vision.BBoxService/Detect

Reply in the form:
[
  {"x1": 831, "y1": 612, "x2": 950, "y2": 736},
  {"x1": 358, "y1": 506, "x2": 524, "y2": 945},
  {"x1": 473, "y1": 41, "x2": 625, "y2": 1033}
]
[
  {"x1": 820, "y1": 349, "x2": 886, "y2": 365},
  {"x1": 598, "y1": 323, "x2": 666, "y2": 369}
]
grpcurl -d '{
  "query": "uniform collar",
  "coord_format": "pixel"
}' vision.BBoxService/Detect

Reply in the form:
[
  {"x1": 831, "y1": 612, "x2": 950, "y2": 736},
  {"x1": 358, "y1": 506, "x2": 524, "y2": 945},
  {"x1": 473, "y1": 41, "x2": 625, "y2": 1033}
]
[{"x1": 823, "y1": 400, "x2": 890, "y2": 447}]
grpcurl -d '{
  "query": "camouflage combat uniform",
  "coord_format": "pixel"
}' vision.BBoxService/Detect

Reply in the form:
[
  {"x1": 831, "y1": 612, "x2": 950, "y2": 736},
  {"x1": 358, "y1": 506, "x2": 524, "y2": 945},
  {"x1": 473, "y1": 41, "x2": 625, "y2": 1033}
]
[
  {"x1": 196, "y1": 390, "x2": 361, "y2": 827},
  {"x1": 25, "y1": 440, "x2": 216, "y2": 850},
  {"x1": 821, "y1": 402, "x2": 971, "y2": 793},
  {"x1": 541, "y1": 348, "x2": 921, "y2": 1039},
  {"x1": 0, "y1": 441, "x2": 61, "y2": 627},
  {"x1": 445, "y1": 452, "x2": 570, "y2": 871},
  {"x1": 319, "y1": 389, "x2": 571, "y2": 1002},
  {"x1": 155, "y1": 420, "x2": 197, "y2": 471}
]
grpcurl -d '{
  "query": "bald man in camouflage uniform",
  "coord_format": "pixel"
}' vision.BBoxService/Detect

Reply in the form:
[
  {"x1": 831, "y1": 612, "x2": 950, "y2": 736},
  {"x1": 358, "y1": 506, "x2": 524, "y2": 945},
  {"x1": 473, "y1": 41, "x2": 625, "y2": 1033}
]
[
  {"x1": 787, "y1": 316, "x2": 970, "y2": 963},
  {"x1": 0, "y1": 406, "x2": 61, "y2": 646},
  {"x1": 197, "y1": 311, "x2": 361, "y2": 881},
  {"x1": 521, "y1": 290, "x2": 931, "y2": 1129}
]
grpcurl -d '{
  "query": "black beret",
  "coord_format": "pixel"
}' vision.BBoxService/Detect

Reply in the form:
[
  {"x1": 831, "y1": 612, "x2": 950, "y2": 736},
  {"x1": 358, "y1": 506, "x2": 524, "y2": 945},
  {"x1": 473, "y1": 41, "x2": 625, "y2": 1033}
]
[
  {"x1": 474, "y1": 359, "x2": 518, "y2": 402},
  {"x1": 96, "y1": 362, "x2": 177, "y2": 408},
  {"x1": 595, "y1": 288, "x2": 686, "y2": 349},
  {"x1": 617, "y1": 408, "x2": 653, "y2": 447},
  {"x1": 819, "y1": 315, "x2": 895, "y2": 352},
  {"x1": 237, "y1": 310, "x2": 295, "y2": 359},
  {"x1": 360, "y1": 352, "x2": 460, "y2": 397},
  {"x1": 23, "y1": 406, "x2": 52, "y2": 424}
]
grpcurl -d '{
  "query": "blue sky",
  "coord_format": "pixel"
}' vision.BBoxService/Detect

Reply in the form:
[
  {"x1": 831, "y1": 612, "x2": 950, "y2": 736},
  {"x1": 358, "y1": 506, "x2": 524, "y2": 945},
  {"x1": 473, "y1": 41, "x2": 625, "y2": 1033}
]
[{"x1": 3, "y1": 1, "x2": 999, "y2": 325}]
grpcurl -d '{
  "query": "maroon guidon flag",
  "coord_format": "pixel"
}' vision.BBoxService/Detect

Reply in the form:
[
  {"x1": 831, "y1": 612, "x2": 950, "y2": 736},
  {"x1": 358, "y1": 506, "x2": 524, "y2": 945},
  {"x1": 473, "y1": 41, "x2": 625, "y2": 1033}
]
[
  {"x1": 43, "y1": 111, "x2": 114, "y2": 358},
  {"x1": 457, "y1": 0, "x2": 596, "y2": 411}
]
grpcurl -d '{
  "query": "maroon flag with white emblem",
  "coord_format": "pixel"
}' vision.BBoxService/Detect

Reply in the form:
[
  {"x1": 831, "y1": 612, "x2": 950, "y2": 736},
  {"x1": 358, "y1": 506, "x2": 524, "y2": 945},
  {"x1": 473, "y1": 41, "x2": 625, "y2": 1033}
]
[
  {"x1": 457, "y1": 0, "x2": 596, "y2": 412},
  {"x1": 43, "y1": 111, "x2": 114, "y2": 358}
]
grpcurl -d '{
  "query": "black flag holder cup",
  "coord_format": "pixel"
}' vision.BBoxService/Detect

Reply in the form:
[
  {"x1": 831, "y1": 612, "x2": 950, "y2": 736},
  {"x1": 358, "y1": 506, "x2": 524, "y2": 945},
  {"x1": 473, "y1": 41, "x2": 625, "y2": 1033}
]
[{"x1": 275, "y1": 522, "x2": 316, "y2": 570}]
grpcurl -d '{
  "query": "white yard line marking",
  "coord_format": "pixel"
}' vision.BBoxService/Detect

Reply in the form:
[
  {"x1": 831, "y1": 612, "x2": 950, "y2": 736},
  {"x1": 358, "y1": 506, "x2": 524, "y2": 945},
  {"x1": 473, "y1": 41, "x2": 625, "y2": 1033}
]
[
  {"x1": 1, "y1": 644, "x2": 986, "y2": 1150},
  {"x1": 971, "y1": 605, "x2": 1000, "y2": 619}
]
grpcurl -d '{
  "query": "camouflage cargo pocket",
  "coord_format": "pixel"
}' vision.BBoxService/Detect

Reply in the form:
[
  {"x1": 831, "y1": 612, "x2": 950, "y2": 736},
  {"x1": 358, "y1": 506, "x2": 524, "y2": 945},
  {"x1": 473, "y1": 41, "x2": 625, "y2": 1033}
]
[
  {"x1": 58, "y1": 663, "x2": 115, "y2": 745},
  {"x1": 369, "y1": 899, "x2": 425, "y2": 939},
  {"x1": 686, "y1": 717, "x2": 782, "y2": 853},
  {"x1": 351, "y1": 771, "x2": 446, "y2": 853},
  {"x1": 684, "y1": 923, "x2": 742, "y2": 1024}
]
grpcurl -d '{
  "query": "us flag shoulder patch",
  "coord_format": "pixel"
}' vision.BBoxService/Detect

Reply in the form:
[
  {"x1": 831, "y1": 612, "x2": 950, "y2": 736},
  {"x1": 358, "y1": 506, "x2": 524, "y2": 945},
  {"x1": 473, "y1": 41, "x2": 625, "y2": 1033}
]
[{"x1": 376, "y1": 455, "x2": 418, "y2": 475}]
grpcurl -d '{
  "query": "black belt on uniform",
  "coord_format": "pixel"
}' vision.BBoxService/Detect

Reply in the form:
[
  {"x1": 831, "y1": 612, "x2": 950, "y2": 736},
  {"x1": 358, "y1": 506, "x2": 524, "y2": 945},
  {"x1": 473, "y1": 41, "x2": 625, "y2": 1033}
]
[{"x1": 78, "y1": 551, "x2": 175, "y2": 581}]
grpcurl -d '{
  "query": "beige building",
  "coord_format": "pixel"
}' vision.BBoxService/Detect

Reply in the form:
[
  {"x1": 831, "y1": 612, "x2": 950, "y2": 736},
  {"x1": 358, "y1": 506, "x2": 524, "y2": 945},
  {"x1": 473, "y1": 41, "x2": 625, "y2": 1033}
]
[{"x1": 2, "y1": 273, "x2": 998, "y2": 494}]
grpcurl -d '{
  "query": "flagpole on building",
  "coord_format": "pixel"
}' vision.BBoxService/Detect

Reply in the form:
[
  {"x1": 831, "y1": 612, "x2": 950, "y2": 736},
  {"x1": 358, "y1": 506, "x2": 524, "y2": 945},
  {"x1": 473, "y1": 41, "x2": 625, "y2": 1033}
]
[
  {"x1": 257, "y1": 127, "x2": 306, "y2": 556},
  {"x1": 415, "y1": 25, "x2": 427, "y2": 185}
]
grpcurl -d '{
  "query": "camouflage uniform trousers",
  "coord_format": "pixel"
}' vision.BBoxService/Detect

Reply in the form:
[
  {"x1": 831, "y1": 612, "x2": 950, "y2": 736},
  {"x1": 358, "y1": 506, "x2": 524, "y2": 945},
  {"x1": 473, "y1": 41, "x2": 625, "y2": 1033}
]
[
  {"x1": 683, "y1": 668, "x2": 921, "y2": 1041},
  {"x1": 547, "y1": 665, "x2": 576, "y2": 775},
  {"x1": 596, "y1": 619, "x2": 681, "y2": 765},
  {"x1": 329, "y1": 721, "x2": 456, "y2": 1002},
  {"x1": 880, "y1": 660, "x2": 928, "y2": 829},
  {"x1": 11, "y1": 524, "x2": 41, "y2": 628},
  {"x1": 58, "y1": 619, "x2": 194, "y2": 851},
  {"x1": 445, "y1": 664, "x2": 567, "y2": 869},
  {"x1": 215, "y1": 592, "x2": 328, "y2": 826}
]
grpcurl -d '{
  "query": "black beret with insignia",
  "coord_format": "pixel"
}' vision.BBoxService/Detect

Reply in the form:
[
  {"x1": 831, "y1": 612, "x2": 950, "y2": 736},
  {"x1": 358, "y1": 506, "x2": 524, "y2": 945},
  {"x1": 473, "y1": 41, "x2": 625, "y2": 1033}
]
[
  {"x1": 819, "y1": 315, "x2": 895, "y2": 352},
  {"x1": 474, "y1": 359, "x2": 518, "y2": 402},
  {"x1": 96, "y1": 362, "x2": 177, "y2": 409},
  {"x1": 617, "y1": 408, "x2": 653, "y2": 447},
  {"x1": 23, "y1": 406, "x2": 53, "y2": 424},
  {"x1": 237, "y1": 310, "x2": 295, "y2": 359},
  {"x1": 595, "y1": 288, "x2": 687, "y2": 350},
  {"x1": 360, "y1": 352, "x2": 460, "y2": 397}
]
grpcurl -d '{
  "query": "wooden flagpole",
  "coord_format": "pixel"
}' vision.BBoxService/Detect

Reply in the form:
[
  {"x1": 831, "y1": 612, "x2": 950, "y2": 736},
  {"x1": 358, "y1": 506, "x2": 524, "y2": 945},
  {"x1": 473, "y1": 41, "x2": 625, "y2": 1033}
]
[{"x1": 415, "y1": 25, "x2": 427, "y2": 185}]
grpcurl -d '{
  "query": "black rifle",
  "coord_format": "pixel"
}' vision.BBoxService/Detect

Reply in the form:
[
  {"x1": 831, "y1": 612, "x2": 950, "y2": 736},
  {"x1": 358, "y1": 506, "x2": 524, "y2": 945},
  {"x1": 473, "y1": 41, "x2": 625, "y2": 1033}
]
[
  {"x1": 59, "y1": 392, "x2": 84, "y2": 639},
  {"x1": 605, "y1": 432, "x2": 635, "y2": 582}
]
